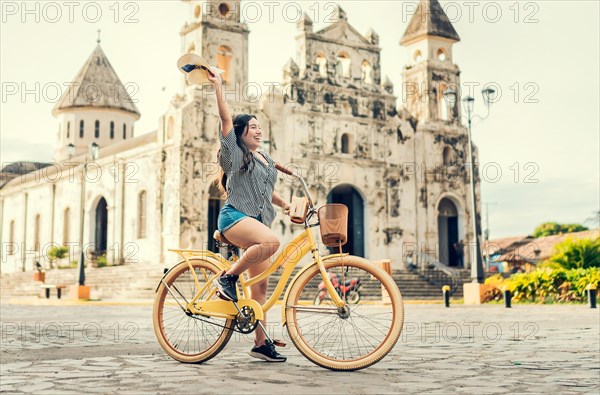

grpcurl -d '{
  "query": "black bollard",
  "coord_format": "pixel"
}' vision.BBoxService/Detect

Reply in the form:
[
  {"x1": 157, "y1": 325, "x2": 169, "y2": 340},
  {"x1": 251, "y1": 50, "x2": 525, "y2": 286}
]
[
  {"x1": 442, "y1": 285, "x2": 450, "y2": 307},
  {"x1": 503, "y1": 288, "x2": 512, "y2": 308},
  {"x1": 587, "y1": 284, "x2": 597, "y2": 308}
]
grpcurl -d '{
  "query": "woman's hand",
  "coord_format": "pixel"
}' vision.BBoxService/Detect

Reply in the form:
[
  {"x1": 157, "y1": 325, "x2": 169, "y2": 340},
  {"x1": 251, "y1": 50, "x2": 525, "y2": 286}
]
[
  {"x1": 206, "y1": 66, "x2": 222, "y2": 87},
  {"x1": 272, "y1": 192, "x2": 290, "y2": 215},
  {"x1": 283, "y1": 202, "x2": 291, "y2": 216}
]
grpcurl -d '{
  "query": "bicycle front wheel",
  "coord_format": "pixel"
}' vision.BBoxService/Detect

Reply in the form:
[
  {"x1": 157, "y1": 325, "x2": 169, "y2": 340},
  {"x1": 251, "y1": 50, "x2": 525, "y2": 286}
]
[
  {"x1": 285, "y1": 256, "x2": 403, "y2": 371},
  {"x1": 153, "y1": 258, "x2": 233, "y2": 363}
]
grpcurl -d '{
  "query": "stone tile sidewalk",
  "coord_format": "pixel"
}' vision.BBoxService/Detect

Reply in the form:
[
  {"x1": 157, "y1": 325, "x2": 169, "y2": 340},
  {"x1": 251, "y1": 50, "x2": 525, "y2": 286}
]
[{"x1": 1, "y1": 304, "x2": 599, "y2": 394}]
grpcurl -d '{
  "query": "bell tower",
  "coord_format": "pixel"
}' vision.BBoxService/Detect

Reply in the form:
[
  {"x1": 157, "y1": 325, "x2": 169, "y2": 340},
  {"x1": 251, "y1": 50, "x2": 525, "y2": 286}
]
[
  {"x1": 400, "y1": 0, "x2": 461, "y2": 124},
  {"x1": 180, "y1": 0, "x2": 249, "y2": 88}
]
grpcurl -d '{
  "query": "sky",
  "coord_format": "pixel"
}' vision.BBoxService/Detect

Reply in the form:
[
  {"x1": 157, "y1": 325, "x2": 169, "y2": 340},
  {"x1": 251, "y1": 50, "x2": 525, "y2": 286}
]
[{"x1": 1, "y1": 0, "x2": 599, "y2": 239}]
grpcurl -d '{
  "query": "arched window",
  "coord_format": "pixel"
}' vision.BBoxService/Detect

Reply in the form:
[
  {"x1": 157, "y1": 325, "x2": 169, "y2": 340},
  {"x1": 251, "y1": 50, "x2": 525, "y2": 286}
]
[
  {"x1": 79, "y1": 120, "x2": 84, "y2": 138},
  {"x1": 316, "y1": 52, "x2": 327, "y2": 78},
  {"x1": 8, "y1": 220, "x2": 15, "y2": 255},
  {"x1": 110, "y1": 121, "x2": 114, "y2": 139},
  {"x1": 439, "y1": 88, "x2": 449, "y2": 121},
  {"x1": 413, "y1": 50, "x2": 423, "y2": 63},
  {"x1": 167, "y1": 116, "x2": 175, "y2": 139},
  {"x1": 437, "y1": 48, "x2": 447, "y2": 62},
  {"x1": 94, "y1": 120, "x2": 100, "y2": 138},
  {"x1": 361, "y1": 60, "x2": 373, "y2": 84},
  {"x1": 67, "y1": 122, "x2": 70, "y2": 139},
  {"x1": 34, "y1": 214, "x2": 41, "y2": 251},
  {"x1": 137, "y1": 191, "x2": 147, "y2": 239},
  {"x1": 217, "y1": 45, "x2": 233, "y2": 83},
  {"x1": 63, "y1": 208, "x2": 70, "y2": 245},
  {"x1": 442, "y1": 146, "x2": 456, "y2": 166},
  {"x1": 336, "y1": 52, "x2": 351, "y2": 78},
  {"x1": 218, "y1": 2, "x2": 230, "y2": 16},
  {"x1": 341, "y1": 133, "x2": 353, "y2": 154},
  {"x1": 123, "y1": 124, "x2": 127, "y2": 139}
]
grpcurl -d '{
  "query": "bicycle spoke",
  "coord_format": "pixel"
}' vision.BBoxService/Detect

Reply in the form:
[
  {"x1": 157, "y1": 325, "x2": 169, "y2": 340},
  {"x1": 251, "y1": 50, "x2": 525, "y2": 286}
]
[
  {"x1": 157, "y1": 262, "x2": 232, "y2": 357},
  {"x1": 289, "y1": 262, "x2": 398, "y2": 362}
]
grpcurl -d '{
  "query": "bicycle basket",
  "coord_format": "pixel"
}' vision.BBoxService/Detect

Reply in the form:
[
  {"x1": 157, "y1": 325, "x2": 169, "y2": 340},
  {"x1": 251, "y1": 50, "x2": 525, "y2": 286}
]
[{"x1": 318, "y1": 204, "x2": 348, "y2": 247}]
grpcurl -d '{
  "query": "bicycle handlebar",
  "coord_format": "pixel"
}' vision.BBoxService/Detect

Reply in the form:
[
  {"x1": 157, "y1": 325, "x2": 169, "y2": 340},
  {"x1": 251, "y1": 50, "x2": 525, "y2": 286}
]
[
  {"x1": 275, "y1": 162, "x2": 316, "y2": 211},
  {"x1": 275, "y1": 163, "x2": 293, "y2": 175}
]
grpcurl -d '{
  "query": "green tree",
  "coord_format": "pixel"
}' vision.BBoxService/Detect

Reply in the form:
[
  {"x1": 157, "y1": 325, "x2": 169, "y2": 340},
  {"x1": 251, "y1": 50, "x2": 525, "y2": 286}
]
[
  {"x1": 532, "y1": 222, "x2": 588, "y2": 238},
  {"x1": 545, "y1": 237, "x2": 600, "y2": 269}
]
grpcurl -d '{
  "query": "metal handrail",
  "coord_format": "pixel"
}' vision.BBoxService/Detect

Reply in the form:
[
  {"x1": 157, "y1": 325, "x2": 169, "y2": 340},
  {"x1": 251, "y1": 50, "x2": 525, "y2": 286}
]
[{"x1": 411, "y1": 252, "x2": 460, "y2": 293}]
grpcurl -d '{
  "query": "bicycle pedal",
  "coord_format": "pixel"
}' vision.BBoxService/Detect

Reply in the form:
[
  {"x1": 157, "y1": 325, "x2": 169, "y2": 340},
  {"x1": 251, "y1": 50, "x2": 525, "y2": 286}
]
[
  {"x1": 215, "y1": 291, "x2": 226, "y2": 300},
  {"x1": 272, "y1": 339, "x2": 287, "y2": 348}
]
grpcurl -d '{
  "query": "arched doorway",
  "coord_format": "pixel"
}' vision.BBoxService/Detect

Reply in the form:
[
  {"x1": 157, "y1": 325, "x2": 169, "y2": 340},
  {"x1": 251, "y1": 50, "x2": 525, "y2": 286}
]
[
  {"x1": 437, "y1": 198, "x2": 459, "y2": 267},
  {"x1": 208, "y1": 184, "x2": 225, "y2": 253},
  {"x1": 94, "y1": 197, "x2": 108, "y2": 255},
  {"x1": 327, "y1": 185, "x2": 364, "y2": 257}
]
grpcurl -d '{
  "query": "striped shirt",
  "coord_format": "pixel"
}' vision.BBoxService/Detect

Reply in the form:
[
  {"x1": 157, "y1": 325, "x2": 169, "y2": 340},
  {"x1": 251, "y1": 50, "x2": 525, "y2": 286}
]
[{"x1": 219, "y1": 128, "x2": 278, "y2": 227}]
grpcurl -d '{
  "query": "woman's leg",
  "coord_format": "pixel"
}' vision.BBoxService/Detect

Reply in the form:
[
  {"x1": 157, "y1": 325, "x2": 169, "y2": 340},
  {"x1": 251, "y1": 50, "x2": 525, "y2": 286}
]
[
  {"x1": 222, "y1": 217, "x2": 279, "y2": 345},
  {"x1": 246, "y1": 259, "x2": 271, "y2": 346},
  {"x1": 222, "y1": 217, "x2": 280, "y2": 276}
]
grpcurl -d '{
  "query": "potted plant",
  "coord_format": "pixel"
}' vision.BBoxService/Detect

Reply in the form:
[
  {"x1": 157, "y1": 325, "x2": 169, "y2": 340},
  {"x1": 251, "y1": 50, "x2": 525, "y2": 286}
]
[
  {"x1": 33, "y1": 261, "x2": 45, "y2": 282},
  {"x1": 48, "y1": 246, "x2": 69, "y2": 269}
]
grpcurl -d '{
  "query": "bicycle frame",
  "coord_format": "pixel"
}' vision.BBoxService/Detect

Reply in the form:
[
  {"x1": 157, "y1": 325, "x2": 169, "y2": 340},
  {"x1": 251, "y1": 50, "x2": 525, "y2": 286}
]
[
  {"x1": 163, "y1": 163, "x2": 346, "y2": 325},
  {"x1": 167, "y1": 220, "x2": 346, "y2": 321}
]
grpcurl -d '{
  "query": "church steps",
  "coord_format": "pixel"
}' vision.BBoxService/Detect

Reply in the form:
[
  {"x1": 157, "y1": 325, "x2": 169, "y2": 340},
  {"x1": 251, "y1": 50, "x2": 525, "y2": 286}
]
[{"x1": 1, "y1": 264, "x2": 468, "y2": 301}]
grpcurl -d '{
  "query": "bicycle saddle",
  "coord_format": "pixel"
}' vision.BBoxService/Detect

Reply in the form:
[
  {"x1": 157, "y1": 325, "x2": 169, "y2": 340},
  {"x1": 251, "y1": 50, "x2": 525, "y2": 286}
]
[{"x1": 213, "y1": 230, "x2": 240, "y2": 248}]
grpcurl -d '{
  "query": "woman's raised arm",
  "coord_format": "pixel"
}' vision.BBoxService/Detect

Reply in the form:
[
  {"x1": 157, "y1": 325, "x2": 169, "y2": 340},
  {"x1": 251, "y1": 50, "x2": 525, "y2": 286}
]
[{"x1": 208, "y1": 68, "x2": 233, "y2": 135}]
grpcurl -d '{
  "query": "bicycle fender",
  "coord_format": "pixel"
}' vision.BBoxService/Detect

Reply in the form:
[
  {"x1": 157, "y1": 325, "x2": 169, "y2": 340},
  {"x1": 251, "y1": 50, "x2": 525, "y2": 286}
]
[{"x1": 154, "y1": 255, "x2": 229, "y2": 293}]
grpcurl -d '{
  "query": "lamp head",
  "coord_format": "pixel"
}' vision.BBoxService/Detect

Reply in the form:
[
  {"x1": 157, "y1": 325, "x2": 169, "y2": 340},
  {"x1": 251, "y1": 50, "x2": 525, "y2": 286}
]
[
  {"x1": 443, "y1": 87, "x2": 457, "y2": 105},
  {"x1": 462, "y1": 96, "x2": 475, "y2": 113},
  {"x1": 89, "y1": 142, "x2": 100, "y2": 161},
  {"x1": 482, "y1": 87, "x2": 496, "y2": 105}
]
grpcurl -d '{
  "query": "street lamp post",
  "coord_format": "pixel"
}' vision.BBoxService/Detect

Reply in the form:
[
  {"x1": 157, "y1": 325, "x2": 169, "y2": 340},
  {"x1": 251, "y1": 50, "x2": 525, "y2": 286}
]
[
  {"x1": 68, "y1": 142, "x2": 99, "y2": 298},
  {"x1": 444, "y1": 87, "x2": 495, "y2": 284}
]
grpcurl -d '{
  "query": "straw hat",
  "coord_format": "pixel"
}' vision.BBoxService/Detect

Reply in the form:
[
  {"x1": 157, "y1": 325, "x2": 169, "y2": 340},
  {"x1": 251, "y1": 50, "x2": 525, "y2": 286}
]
[{"x1": 177, "y1": 53, "x2": 223, "y2": 85}]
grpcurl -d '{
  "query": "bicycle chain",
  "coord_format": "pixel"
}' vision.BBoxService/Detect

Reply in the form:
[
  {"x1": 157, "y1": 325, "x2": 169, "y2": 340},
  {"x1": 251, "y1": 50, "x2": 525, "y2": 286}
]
[{"x1": 186, "y1": 311, "x2": 254, "y2": 334}]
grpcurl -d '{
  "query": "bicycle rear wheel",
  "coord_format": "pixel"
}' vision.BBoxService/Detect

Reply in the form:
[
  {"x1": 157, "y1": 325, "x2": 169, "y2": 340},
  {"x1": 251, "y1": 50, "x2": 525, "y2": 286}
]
[
  {"x1": 153, "y1": 259, "x2": 233, "y2": 363},
  {"x1": 285, "y1": 256, "x2": 403, "y2": 371}
]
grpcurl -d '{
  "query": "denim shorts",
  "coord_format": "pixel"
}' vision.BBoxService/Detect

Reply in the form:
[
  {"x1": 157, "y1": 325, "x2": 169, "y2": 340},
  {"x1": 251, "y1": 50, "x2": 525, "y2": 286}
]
[{"x1": 217, "y1": 204, "x2": 262, "y2": 233}]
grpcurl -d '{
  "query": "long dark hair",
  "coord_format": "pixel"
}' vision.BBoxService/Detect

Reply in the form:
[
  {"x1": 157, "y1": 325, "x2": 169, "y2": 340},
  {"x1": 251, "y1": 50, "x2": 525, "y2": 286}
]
[{"x1": 214, "y1": 114, "x2": 257, "y2": 196}]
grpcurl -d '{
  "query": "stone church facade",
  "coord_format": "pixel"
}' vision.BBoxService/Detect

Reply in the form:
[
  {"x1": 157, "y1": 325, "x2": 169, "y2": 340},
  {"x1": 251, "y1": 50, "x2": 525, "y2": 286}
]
[{"x1": 1, "y1": 0, "x2": 480, "y2": 273}]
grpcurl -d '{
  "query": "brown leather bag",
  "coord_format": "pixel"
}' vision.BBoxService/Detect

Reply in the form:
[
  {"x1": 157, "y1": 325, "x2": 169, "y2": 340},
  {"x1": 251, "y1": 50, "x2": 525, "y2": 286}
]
[{"x1": 289, "y1": 196, "x2": 309, "y2": 224}]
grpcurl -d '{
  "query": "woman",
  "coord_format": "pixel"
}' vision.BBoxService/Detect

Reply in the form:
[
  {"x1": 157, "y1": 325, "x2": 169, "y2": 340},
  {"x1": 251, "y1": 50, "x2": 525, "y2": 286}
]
[{"x1": 207, "y1": 68, "x2": 290, "y2": 362}]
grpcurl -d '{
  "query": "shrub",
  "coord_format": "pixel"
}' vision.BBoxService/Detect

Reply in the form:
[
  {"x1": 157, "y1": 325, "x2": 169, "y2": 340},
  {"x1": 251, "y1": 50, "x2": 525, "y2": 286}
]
[
  {"x1": 542, "y1": 236, "x2": 600, "y2": 269},
  {"x1": 47, "y1": 246, "x2": 70, "y2": 269},
  {"x1": 48, "y1": 246, "x2": 69, "y2": 260},
  {"x1": 97, "y1": 254, "x2": 108, "y2": 268},
  {"x1": 484, "y1": 267, "x2": 600, "y2": 303}
]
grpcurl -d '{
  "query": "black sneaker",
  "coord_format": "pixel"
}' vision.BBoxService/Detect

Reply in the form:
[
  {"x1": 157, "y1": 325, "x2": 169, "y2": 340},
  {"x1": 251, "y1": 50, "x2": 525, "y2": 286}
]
[
  {"x1": 249, "y1": 340, "x2": 287, "y2": 362},
  {"x1": 215, "y1": 273, "x2": 239, "y2": 302}
]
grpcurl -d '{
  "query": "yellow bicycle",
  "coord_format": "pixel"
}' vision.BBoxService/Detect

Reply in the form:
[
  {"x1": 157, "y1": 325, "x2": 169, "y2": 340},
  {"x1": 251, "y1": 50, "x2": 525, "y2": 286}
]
[{"x1": 152, "y1": 164, "x2": 404, "y2": 371}]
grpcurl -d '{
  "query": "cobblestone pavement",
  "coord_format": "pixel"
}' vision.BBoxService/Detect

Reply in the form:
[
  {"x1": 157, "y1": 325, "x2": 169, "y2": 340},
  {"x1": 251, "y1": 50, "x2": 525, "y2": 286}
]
[{"x1": 1, "y1": 303, "x2": 599, "y2": 394}]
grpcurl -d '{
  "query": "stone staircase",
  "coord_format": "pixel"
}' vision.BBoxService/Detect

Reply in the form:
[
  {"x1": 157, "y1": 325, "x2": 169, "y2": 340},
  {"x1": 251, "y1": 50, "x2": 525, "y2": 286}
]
[
  {"x1": 263, "y1": 267, "x2": 462, "y2": 300},
  {"x1": 0, "y1": 263, "x2": 166, "y2": 301},
  {"x1": 1, "y1": 262, "x2": 469, "y2": 302}
]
